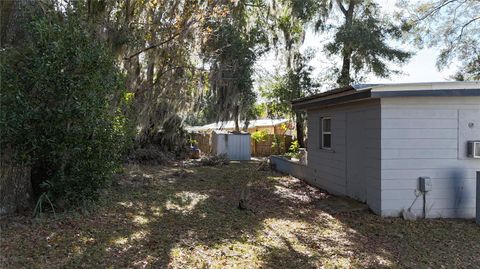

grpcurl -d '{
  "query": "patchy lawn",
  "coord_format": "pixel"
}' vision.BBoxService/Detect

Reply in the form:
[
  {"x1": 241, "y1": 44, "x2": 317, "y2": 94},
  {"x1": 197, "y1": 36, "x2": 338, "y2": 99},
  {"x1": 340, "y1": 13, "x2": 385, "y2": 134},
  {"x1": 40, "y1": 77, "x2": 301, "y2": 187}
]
[{"x1": 1, "y1": 161, "x2": 479, "y2": 268}]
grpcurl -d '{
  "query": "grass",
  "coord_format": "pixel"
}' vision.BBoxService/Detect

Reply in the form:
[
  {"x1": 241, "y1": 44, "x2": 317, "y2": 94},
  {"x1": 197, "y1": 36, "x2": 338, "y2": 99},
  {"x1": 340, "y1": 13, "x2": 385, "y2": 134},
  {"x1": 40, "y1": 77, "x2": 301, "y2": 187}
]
[{"x1": 1, "y1": 161, "x2": 479, "y2": 268}]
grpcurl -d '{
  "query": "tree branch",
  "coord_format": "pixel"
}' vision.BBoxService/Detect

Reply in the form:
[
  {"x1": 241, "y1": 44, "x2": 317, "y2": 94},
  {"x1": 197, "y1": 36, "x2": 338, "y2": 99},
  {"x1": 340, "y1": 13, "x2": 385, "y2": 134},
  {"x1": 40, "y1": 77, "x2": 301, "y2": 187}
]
[
  {"x1": 456, "y1": 16, "x2": 480, "y2": 41},
  {"x1": 336, "y1": 0, "x2": 348, "y2": 16},
  {"x1": 124, "y1": 33, "x2": 181, "y2": 60},
  {"x1": 124, "y1": 18, "x2": 198, "y2": 60},
  {"x1": 414, "y1": 0, "x2": 457, "y2": 22}
]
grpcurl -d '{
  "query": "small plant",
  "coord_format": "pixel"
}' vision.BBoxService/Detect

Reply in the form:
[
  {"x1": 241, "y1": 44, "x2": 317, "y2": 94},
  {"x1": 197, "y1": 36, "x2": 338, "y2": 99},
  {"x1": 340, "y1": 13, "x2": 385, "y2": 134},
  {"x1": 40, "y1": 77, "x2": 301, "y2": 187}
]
[
  {"x1": 251, "y1": 130, "x2": 268, "y2": 143},
  {"x1": 286, "y1": 140, "x2": 301, "y2": 159},
  {"x1": 271, "y1": 134, "x2": 285, "y2": 154},
  {"x1": 34, "y1": 180, "x2": 56, "y2": 217},
  {"x1": 188, "y1": 138, "x2": 198, "y2": 147}
]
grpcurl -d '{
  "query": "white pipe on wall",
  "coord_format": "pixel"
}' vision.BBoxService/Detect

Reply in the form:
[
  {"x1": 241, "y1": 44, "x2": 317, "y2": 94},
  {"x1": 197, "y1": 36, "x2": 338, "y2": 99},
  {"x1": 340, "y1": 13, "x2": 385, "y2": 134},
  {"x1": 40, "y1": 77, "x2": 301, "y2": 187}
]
[{"x1": 476, "y1": 171, "x2": 479, "y2": 224}]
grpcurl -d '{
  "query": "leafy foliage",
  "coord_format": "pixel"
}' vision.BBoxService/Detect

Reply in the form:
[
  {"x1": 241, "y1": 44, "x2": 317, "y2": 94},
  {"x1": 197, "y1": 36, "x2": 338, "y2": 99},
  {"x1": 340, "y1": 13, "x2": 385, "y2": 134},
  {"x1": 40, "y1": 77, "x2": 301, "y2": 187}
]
[
  {"x1": 127, "y1": 146, "x2": 173, "y2": 165},
  {"x1": 270, "y1": 135, "x2": 286, "y2": 155},
  {"x1": 271, "y1": 0, "x2": 411, "y2": 86},
  {"x1": 401, "y1": 0, "x2": 480, "y2": 78},
  {"x1": 260, "y1": 51, "x2": 318, "y2": 119},
  {"x1": 262, "y1": 0, "x2": 323, "y2": 147},
  {"x1": 285, "y1": 140, "x2": 301, "y2": 159},
  {"x1": 251, "y1": 130, "x2": 269, "y2": 143},
  {"x1": 56, "y1": 0, "x2": 222, "y2": 146},
  {"x1": 323, "y1": 1, "x2": 412, "y2": 85},
  {"x1": 453, "y1": 54, "x2": 480, "y2": 81},
  {"x1": 268, "y1": 0, "x2": 328, "y2": 66},
  {"x1": 259, "y1": 51, "x2": 317, "y2": 147},
  {"x1": 200, "y1": 1, "x2": 269, "y2": 131},
  {"x1": 0, "y1": 14, "x2": 129, "y2": 209}
]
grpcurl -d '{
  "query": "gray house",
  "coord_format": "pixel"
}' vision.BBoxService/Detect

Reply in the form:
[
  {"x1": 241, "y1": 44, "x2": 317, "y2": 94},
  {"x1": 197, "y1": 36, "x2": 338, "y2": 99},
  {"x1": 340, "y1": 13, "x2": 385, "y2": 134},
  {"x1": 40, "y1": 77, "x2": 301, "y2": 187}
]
[{"x1": 277, "y1": 82, "x2": 480, "y2": 218}]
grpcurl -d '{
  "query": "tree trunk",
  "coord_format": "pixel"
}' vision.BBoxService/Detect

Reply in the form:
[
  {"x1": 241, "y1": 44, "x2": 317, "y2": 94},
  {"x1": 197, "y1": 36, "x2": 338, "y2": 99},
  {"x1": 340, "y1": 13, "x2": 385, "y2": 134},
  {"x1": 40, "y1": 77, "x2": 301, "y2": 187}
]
[
  {"x1": 0, "y1": 150, "x2": 33, "y2": 215},
  {"x1": 336, "y1": 0, "x2": 356, "y2": 86},
  {"x1": 0, "y1": 0, "x2": 15, "y2": 47},
  {"x1": 1, "y1": 0, "x2": 37, "y2": 48},
  {"x1": 295, "y1": 111, "x2": 305, "y2": 148},
  {"x1": 337, "y1": 52, "x2": 352, "y2": 86},
  {"x1": 234, "y1": 105, "x2": 240, "y2": 132},
  {"x1": 0, "y1": 0, "x2": 36, "y2": 215}
]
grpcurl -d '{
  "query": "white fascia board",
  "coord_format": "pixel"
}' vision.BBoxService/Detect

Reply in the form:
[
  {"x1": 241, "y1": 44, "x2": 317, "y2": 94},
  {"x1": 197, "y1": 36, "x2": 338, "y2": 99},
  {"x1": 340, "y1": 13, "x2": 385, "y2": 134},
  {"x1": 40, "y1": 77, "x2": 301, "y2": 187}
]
[{"x1": 371, "y1": 81, "x2": 480, "y2": 93}]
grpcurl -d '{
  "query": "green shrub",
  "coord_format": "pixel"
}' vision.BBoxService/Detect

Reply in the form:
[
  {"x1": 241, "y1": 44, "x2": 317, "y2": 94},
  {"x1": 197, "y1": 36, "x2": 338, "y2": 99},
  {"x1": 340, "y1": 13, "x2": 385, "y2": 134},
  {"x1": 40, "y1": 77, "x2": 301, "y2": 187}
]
[
  {"x1": 200, "y1": 154, "x2": 229, "y2": 166},
  {"x1": 128, "y1": 146, "x2": 173, "y2": 165},
  {"x1": 271, "y1": 134, "x2": 285, "y2": 154},
  {"x1": 286, "y1": 140, "x2": 300, "y2": 159},
  {"x1": 251, "y1": 130, "x2": 268, "y2": 142},
  {"x1": 188, "y1": 138, "x2": 198, "y2": 146},
  {"x1": 0, "y1": 15, "x2": 130, "y2": 210}
]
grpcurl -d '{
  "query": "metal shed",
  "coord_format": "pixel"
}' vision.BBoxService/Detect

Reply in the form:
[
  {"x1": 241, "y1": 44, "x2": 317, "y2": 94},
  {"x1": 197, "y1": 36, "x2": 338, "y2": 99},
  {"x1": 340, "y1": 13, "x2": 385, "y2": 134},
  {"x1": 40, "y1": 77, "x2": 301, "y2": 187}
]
[
  {"x1": 286, "y1": 82, "x2": 480, "y2": 218},
  {"x1": 212, "y1": 131, "x2": 251, "y2": 161}
]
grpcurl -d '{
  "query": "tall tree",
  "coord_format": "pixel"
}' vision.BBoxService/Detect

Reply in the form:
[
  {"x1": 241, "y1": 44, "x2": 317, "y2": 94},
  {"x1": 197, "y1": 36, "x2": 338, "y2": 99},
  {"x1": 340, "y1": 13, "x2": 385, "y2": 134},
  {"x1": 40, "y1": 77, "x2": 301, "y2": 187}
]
[
  {"x1": 79, "y1": 0, "x2": 270, "y2": 136},
  {"x1": 323, "y1": 0, "x2": 412, "y2": 86},
  {"x1": 453, "y1": 54, "x2": 480, "y2": 81},
  {"x1": 0, "y1": 0, "x2": 41, "y2": 215},
  {"x1": 201, "y1": 0, "x2": 268, "y2": 132},
  {"x1": 70, "y1": 0, "x2": 218, "y2": 149},
  {"x1": 401, "y1": 0, "x2": 480, "y2": 80},
  {"x1": 268, "y1": 0, "x2": 411, "y2": 86},
  {"x1": 260, "y1": 51, "x2": 318, "y2": 118},
  {"x1": 265, "y1": 0, "x2": 323, "y2": 146},
  {"x1": 1, "y1": 6, "x2": 127, "y2": 210}
]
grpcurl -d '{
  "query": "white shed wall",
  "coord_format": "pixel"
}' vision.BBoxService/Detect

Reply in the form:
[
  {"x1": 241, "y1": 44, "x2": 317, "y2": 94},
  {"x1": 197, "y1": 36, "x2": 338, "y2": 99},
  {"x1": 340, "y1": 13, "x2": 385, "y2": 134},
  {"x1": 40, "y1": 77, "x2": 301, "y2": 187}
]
[
  {"x1": 212, "y1": 133, "x2": 251, "y2": 161},
  {"x1": 306, "y1": 99, "x2": 382, "y2": 214},
  {"x1": 380, "y1": 96, "x2": 480, "y2": 218}
]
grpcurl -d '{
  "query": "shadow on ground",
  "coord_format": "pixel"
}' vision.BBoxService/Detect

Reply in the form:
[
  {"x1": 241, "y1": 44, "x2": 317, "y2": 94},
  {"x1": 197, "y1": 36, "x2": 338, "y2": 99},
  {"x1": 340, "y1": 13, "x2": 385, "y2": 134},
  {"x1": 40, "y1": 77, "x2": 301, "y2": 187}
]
[{"x1": 1, "y1": 162, "x2": 479, "y2": 268}]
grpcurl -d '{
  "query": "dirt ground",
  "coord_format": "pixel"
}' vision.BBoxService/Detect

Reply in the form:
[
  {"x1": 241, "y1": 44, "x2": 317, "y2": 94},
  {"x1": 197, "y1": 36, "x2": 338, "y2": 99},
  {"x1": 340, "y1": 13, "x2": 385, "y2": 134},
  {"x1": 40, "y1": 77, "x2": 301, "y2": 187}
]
[{"x1": 1, "y1": 161, "x2": 479, "y2": 268}]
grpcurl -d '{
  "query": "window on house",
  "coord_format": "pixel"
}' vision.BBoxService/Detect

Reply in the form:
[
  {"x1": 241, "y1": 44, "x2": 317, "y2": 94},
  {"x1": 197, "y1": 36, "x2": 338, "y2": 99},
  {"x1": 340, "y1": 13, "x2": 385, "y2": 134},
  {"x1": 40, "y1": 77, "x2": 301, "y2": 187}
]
[{"x1": 321, "y1": 117, "x2": 331, "y2": 149}]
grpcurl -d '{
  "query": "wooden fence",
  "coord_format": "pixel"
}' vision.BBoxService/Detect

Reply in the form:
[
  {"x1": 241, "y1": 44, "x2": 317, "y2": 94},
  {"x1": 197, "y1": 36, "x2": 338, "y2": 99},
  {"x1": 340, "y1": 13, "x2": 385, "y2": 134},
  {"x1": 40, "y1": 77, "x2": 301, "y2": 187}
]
[
  {"x1": 252, "y1": 134, "x2": 292, "y2": 157},
  {"x1": 191, "y1": 133, "x2": 212, "y2": 155},
  {"x1": 190, "y1": 133, "x2": 292, "y2": 157}
]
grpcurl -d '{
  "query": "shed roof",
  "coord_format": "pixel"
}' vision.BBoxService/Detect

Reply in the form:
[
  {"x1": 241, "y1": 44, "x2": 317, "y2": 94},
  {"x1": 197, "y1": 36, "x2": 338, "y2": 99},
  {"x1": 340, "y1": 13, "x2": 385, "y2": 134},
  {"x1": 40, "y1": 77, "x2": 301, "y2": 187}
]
[
  {"x1": 187, "y1": 118, "x2": 289, "y2": 132},
  {"x1": 292, "y1": 81, "x2": 480, "y2": 110}
]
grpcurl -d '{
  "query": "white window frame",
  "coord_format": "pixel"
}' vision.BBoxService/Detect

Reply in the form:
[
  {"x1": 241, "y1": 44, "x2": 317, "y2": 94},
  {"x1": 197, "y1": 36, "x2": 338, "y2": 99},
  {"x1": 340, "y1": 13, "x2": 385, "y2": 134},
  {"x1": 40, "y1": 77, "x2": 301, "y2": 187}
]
[{"x1": 321, "y1": 117, "x2": 332, "y2": 149}]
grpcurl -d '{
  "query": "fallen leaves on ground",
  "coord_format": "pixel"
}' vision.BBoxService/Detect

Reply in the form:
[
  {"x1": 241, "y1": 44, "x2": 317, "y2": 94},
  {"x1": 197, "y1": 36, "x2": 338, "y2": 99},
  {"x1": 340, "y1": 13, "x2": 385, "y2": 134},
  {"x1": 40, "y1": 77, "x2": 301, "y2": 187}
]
[{"x1": 1, "y1": 162, "x2": 479, "y2": 268}]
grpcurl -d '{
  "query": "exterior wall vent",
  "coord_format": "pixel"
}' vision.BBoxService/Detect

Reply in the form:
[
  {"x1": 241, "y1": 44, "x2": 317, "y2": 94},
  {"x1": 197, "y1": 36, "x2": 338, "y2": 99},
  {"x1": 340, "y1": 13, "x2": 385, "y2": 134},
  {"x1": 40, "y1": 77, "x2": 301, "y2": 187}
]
[{"x1": 467, "y1": 141, "x2": 480, "y2": 158}]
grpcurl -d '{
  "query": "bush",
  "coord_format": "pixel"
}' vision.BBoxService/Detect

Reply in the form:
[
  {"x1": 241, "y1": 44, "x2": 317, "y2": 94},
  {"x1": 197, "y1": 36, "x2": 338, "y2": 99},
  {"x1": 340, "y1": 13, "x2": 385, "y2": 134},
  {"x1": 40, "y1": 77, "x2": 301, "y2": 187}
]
[
  {"x1": 271, "y1": 134, "x2": 286, "y2": 154},
  {"x1": 286, "y1": 140, "x2": 300, "y2": 159},
  {"x1": 153, "y1": 115, "x2": 190, "y2": 158},
  {"x1": 200, "y1": 154, "x2": 229, "y2": 166},
  {"x1": 188, "y1": 138, "x2": 198, "y2": 147},
  {"x1": 251, "y1": 130, "x2": 268, "y2": 142},
  {"x1": 128, "y1": 146, "x2": 173, "y2": 165},
  {"x1": 0, "y1": 14, "x2": 130, "y2": 210}
]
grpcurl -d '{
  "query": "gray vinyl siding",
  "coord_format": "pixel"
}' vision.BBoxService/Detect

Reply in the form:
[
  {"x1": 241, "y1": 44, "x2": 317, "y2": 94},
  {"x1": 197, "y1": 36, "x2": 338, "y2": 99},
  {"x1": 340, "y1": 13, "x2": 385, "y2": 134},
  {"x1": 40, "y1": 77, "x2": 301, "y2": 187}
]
[
  {"x1": 380, "y1": 96, "x2": 480, "y2": 218},
  {"x1": 306, "y1": 99, "x2": 382, "y2": 214}
]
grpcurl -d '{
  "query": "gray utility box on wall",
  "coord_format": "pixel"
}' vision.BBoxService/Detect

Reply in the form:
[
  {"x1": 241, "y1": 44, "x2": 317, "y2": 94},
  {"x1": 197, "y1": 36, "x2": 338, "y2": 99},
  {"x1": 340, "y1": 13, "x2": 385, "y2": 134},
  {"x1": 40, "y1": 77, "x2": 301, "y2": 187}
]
[
  {"x1": 419, "y1": 177, "x2": 432, "y2": 192},
  {"x1": 467, "y1": 141, "x2": 480, "y2": 158}
]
